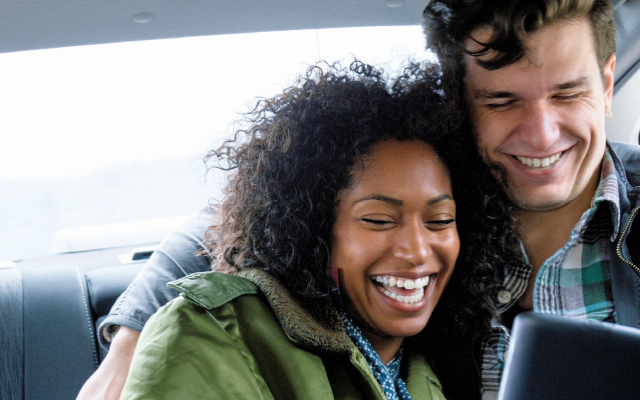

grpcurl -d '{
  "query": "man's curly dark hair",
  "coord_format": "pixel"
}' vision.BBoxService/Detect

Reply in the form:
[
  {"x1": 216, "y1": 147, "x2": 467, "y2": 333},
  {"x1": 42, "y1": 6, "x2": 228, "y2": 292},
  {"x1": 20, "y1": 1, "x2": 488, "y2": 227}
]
[
  {"x1": 423, "y1": 0, "x2": 616, "y2": 92},
  {"x1": 204, "y1": 60, "x2": 526, "y2": 335}
]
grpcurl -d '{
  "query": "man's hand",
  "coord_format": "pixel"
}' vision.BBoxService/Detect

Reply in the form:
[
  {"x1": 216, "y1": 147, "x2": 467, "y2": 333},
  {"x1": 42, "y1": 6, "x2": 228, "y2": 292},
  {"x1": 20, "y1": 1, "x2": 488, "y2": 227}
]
[{"x1": 76, "y1": 326, "x2": 140, "y2": 400}]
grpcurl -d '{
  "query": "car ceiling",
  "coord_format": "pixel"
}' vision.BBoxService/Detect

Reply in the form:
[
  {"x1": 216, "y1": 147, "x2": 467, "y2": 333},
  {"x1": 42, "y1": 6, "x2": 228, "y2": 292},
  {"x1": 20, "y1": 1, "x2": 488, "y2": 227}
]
[
  {"x1": 0, "y1": 0, "x2": 425, "y2": 54},
  {"x1": 1, "y1": 0, "x2": 638, "y2": 83},
  {"x1": 1, "y1": 0, "x2": 638, "y2": 144}
]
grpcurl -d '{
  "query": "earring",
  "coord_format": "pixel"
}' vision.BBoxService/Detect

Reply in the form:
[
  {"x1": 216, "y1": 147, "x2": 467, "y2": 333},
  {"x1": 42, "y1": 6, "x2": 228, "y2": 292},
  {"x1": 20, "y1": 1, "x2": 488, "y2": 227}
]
[{"x1": 606, "y1": 109, "x2": 614, "y2": 118}]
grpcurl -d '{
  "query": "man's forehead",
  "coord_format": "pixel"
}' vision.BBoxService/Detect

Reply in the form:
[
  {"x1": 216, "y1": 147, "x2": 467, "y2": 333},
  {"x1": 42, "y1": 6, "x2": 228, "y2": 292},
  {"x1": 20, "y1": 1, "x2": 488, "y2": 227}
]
[
  {"x1": 463, "y1": 18, "x2": 596, "y2": 69},
  {"x1": 462, "y1": 18, "x2": 599, "y2": 87}
]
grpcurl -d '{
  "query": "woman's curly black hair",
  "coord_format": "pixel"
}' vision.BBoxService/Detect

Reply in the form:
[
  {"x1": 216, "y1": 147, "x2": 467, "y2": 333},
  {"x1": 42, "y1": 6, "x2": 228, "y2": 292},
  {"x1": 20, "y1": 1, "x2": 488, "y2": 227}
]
[{"x1": 204, "y1": 60, "x2": 526, "y2": 335}]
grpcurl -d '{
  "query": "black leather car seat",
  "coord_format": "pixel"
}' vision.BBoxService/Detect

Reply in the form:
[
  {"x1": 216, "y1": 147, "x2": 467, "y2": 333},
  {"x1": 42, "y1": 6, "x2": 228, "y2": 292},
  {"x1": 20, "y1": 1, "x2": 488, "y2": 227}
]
[
  {"x1": 0, "y1": 264, "x2": 141, "y2": 400},
  {"x1": 0, "y1": 266, "x2": 98, "y2": 400}
]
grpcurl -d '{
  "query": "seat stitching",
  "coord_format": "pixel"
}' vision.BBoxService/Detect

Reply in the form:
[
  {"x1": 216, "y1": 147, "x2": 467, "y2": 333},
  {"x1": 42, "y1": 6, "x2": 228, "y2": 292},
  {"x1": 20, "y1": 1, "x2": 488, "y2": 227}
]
[{"x1": 75, "y1": 267, "x2": 99, "y2": 368}]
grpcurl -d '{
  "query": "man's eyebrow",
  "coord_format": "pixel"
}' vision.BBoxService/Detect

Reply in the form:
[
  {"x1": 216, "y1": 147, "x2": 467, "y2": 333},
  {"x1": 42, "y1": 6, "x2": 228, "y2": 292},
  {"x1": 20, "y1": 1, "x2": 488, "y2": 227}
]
[
  {"x1": 427, "y1": 194, "x2": 454, "y2": 206},
  {"x1": 554, "y1": 76, "x2": 592, "y2": 90},
  {"x1": 472, "y1": 88, "x2": 515, "y2": 100},
  {"x1": 472, "y1": 76, "x2": 592, "y2": 100},
  {"x1": 353, "y1": 195, "x2": 403, "y2": 206}
]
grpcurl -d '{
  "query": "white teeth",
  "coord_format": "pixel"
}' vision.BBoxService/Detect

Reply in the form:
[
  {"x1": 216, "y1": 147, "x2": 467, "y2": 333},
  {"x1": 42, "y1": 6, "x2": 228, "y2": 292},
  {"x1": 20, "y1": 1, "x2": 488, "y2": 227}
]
[
  {"x1": 372, "y1": 276, "x2": 431, "y2": 289},
  {"x1": 516, "y1": 152, "x2": 563, "y2": 169},
  {"x1": 383, "y1": 288, "x2": 425, "y2": 303}
]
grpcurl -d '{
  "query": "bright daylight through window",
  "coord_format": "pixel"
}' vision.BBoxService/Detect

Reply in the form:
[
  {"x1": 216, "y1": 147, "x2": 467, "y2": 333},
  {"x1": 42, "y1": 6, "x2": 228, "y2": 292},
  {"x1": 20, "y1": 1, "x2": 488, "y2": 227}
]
[{"x1": 0, "y1": 25, "x2": 432, "y2": 262}]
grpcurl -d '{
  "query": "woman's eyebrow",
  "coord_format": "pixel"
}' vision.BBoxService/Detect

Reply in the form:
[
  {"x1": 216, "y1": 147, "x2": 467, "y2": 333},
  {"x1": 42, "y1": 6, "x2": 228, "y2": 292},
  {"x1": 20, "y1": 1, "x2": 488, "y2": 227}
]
[
  {"x1": 352, "y1": 193, "x2": 454, "y2": 207},
  {"x1": 427, "y1": 194, "x2": 454, "y2": 206},
  {"x1": 353, "y1": 194, "x2": 403, "y2": 206}
]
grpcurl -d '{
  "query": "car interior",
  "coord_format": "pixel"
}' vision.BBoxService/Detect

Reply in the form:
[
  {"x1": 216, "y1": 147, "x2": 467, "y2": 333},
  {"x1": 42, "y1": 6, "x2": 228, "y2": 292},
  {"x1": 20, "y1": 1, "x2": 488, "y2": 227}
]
[{"x1": 1, "y1": 0, "x2": 639, "y2": 399}]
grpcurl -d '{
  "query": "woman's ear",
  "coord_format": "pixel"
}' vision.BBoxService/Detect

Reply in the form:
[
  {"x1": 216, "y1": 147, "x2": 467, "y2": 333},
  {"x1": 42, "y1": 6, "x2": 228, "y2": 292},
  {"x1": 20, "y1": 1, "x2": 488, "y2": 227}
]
[{"x1": 330, "y1": 268, "x2": 340, "y2": 287}]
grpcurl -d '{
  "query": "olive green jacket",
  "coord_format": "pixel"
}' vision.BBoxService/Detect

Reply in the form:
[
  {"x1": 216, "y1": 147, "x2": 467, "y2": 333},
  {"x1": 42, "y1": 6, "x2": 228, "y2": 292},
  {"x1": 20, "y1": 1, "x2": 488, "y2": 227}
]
[{"x1": 120, "y1": 270, "x2": 446, "y2": 400}]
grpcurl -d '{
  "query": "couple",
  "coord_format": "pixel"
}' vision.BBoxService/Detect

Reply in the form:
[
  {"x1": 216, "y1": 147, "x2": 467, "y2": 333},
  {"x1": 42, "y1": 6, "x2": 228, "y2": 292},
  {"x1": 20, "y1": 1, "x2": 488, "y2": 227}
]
[
  {"x1": 79, "y1": 0, "x2": 640, "y2": 399},
  {"x1": 117, "y1": 61, "x2": 516, "y2": 400}
]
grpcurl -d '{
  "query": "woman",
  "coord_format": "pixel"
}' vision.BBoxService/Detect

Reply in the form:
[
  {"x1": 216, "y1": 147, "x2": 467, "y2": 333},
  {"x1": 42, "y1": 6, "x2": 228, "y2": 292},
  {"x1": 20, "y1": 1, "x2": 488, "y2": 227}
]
[{"x1": 119, "y1": 61, "x2": 521, "y2": 399}]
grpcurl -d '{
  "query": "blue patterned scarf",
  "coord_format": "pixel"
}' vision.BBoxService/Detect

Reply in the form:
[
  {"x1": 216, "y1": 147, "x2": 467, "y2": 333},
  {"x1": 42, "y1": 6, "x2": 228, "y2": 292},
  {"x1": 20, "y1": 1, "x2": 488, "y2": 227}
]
[{"x1": 342, "y1": 313, "x2": 413, "y2": 400}]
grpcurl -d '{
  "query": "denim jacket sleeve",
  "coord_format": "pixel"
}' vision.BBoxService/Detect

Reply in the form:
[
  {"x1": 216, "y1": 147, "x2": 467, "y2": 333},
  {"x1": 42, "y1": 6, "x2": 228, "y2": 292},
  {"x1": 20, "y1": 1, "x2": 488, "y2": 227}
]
[{"x1": 97, "y1": 208, "x2": 212, "y2": 348}]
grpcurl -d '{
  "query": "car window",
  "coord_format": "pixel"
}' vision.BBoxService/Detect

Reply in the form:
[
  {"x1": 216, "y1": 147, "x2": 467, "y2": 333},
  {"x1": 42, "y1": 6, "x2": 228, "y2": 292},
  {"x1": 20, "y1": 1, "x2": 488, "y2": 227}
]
[{"x1": 0, "y1": 25, "x2": 432, "y2": 262}]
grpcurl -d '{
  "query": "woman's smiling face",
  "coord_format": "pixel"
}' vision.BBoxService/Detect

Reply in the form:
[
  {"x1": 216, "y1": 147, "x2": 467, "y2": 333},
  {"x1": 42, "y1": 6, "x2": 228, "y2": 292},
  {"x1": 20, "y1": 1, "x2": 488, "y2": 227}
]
[{"x1": 331, "y1": 140, "x2": 459, "y2": 360}]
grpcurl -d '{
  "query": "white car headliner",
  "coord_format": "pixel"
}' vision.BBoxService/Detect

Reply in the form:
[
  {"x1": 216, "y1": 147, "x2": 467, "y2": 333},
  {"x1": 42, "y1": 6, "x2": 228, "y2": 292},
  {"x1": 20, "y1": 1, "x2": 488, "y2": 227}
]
[
  {"x1": 2, "y1": 0, "x2": 638, "y2": 143},
  {"x1": 0, "y1": 0, "x2": 425, "y2": 54}
]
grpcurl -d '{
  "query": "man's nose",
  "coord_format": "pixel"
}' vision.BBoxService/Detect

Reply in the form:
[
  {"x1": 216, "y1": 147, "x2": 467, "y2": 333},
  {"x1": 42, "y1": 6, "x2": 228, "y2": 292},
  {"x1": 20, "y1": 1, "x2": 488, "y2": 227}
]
[
  {"x1": 391, "y1": 221, "x2": 432, "y2": 266},
  {"x1": 518, "y1": 101, "x2": 560, "y2": 150}
]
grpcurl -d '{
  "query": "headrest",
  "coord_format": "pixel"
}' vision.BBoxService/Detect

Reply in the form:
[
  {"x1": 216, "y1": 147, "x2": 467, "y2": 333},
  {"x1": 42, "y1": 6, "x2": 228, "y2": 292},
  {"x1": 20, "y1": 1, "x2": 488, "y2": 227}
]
[{"x1": 85, "y1": 264, "x2": 142, "y2": 316}]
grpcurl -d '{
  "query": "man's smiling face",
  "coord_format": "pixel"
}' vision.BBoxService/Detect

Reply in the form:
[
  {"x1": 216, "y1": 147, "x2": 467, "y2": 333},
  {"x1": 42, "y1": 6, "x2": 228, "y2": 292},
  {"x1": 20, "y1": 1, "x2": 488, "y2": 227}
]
[{"x1": 464, "y1": 18, "x2": 615, "y2": 212}]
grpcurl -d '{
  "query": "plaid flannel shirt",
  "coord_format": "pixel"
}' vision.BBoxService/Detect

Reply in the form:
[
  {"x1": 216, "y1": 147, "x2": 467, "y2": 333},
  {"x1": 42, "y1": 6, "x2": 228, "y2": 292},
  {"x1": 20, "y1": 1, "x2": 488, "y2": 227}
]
[{"x1": 480, "y1": 148, "x2": 621, "y2": 399}]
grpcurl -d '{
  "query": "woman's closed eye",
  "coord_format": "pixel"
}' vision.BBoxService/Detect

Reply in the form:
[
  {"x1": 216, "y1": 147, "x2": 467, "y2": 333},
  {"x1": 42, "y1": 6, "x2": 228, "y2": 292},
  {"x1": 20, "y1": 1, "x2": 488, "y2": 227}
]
[
  {"x1": 426, "y1": 218, "x2": 456, "y2": 229},
  {"x1": 359, "y1": 217, "x2": 455, "y2": 228},
  {"x1": 361, "y1": 217, "x2": 395, "y2": 226}
]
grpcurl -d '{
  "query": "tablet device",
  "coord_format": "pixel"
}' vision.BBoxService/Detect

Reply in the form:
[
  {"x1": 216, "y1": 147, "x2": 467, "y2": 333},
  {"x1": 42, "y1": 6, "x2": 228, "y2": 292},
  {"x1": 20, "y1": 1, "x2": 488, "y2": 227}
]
[{"x1": 498, "y1": 312, "x2": 640, "y2": 400}]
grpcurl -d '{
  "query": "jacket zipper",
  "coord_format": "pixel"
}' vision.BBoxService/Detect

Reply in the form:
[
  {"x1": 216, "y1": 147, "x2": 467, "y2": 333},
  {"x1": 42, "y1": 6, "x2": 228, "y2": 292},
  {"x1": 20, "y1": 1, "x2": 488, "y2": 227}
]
[
  {"x1": 470, "y1": 327, "x2": 482, "y2": 399},
  {"x1": 616, "y1": 205, "x2": 640, "y2": 278}
]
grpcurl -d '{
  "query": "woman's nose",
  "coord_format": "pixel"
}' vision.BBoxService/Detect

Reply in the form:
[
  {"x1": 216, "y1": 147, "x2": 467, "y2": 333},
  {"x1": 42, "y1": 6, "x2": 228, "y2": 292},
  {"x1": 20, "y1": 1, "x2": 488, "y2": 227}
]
[{"x1": 391, "y1": 221, "x2": 432, "y2": 266}]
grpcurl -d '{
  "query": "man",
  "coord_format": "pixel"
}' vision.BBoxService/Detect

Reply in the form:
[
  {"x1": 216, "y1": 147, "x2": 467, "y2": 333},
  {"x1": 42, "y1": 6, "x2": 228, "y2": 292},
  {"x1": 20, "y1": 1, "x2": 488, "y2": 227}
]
[
  {"x1": 78, "y1": 1, "x2": 640, "y2": 399},
  {"x1": 423, "y1": 0, "x2": 640, "y2": 399}
]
